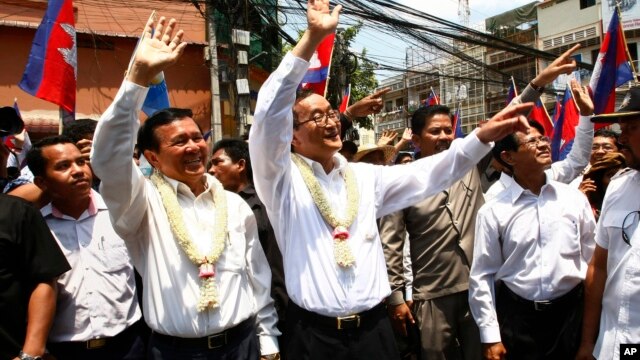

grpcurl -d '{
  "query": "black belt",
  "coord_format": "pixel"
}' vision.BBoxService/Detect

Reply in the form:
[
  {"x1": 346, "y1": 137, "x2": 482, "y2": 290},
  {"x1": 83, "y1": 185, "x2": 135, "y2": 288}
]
[
  {"x1": 501, "y1": 283, "x2": 584, "y2": 312},
  {"x1": 48, "y1": 319, "x2": 142, "y2": 351},
  {"x1": 152, "y1": 316, "x2": 254, "y2": 350},
  {"x1": 288, "y1": 301, "x2": 386, "y2": 330}
]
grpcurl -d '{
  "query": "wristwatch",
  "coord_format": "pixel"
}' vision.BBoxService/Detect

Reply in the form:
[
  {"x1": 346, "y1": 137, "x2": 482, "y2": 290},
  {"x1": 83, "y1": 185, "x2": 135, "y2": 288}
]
[
  {"x1": 529, "y1": 81, "x2": 545, "y2": 93},
  {"x1": 263, "y1": 353, "x2": 281, "y2": 360},
  {"x1": 19, "y1": 351, "x2": 42, "y2": 360}
]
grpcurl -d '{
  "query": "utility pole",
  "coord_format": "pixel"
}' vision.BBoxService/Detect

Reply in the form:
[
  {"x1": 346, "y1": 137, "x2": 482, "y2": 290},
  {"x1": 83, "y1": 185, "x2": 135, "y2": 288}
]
[{"x1": 206, "y1": 0, "x2": 223, "y2": 142}]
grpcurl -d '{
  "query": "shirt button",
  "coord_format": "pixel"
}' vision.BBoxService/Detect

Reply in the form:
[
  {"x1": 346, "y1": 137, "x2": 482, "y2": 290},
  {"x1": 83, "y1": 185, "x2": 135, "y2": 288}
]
[
  {"x1": 366, "y1": 233, "x2": 375, "y2": 240},
  {"x1": 446, "y1": 202, "x2": 451, "y2": 207}
]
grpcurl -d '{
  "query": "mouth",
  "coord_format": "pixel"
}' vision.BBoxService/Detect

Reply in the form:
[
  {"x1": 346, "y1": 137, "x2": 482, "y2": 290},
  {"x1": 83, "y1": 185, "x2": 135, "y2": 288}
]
[
  {"x1": 324, "y1": 130, "x2": 339, "y2": 140},
  {"x1": 73, "y1": 178, "x2": 91, "y2": 187},
  {"x1": 185, "y1": 157, "x2": 203, "y2": 166}
]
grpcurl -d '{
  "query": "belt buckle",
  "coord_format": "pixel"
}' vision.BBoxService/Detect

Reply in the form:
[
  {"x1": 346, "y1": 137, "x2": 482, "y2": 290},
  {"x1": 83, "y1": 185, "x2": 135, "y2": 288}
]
[
  {"x1": 336, "y1": 314, "x2": 361, "y2": 330},
  {"x1": 207, "y1": 332, "x2": 227, "y2": 349},
  {"x1": 533, "y1": 300, "x2": 552, "y2": 311},
  {"x1": 87, "y1": 338, "x2": 107, "y2": 350}
]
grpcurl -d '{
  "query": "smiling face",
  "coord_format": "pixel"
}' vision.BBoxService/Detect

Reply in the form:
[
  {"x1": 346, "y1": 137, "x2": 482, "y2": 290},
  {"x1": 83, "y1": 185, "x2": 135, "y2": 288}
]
[
  {"x1": 412, "y1": 113, "x2": 454, "y2": 157},
  {"x1": 292, "y1": 93, "x2": 342, "y2": 167},
  {"x1": 144, "y1": 118, "x2": 208, "y2": 189},
  {"x1": 590, "y1": 136, "x2": 618, "y2": 164},
  {"x1": 35, "y1": 143, "x2": 93, "y2": 202},
  {"x1": 502, "y1": 127, "x2": 552, "y2": 176}
]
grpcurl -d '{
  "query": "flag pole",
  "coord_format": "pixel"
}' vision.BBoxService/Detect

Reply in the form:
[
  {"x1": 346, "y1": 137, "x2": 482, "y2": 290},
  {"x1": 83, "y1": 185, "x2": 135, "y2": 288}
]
[
  {"x1": 323, "y1": 32, "x2": 337, "y2": 98},
  {"x1": 616, "y1": 4, "x2": 638, "y2": 74},
  {"x1": 510, "y1": 76, "x2": 519, "y2": 97}
]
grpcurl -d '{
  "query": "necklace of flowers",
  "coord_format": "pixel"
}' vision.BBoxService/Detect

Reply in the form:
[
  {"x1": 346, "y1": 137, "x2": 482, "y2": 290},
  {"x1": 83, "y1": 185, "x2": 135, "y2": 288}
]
[
  {"x1": 150, "y1": 171, "x2": 227, "y2": 312},
  {"x1": 291, "y1": 153, "x2": 359, "y2": 267}
]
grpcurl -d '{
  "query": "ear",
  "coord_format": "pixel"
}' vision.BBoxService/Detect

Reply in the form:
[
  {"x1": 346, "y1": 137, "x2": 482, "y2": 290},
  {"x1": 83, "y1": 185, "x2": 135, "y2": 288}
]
[
  {"x1": 291, "y1": 130, "x2": 302, "y2": 150},
  {"x1": 33, "y1": 176, "x2": 48, "y2": 192},
  {"x1": 236, "y1": 158, "x2": 246, "y2": 173},
  {"x1": 500, "y1": 150, "x2": 516, "y2": 167},
  {"x1": 143, "y1": 149, "x2": 161, "y2": 169}
]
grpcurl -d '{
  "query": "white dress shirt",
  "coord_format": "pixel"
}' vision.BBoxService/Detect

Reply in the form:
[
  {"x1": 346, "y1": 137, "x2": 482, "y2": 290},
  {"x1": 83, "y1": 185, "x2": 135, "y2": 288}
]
[
  {"x1": 469, "y1": 177, "x2": 596, "y2": 343},
  {"x1": 41, "y1": 190, "x2": 141, "y2": 342},
  {"x1": 484, "y1": 115, "x2": 593, "y2": 199},
  {"x1": 249, "y1": 52, "x2": 492, "y2": 317},
  {"x1": 483, "y1": 172, "x2": 515, "y2": 203},
  {"x1": 91, "y1": 81, "x2": 279, "y2": 354},
  {"x1": 593, "y1": 169, "x2": 640, "y2": 360}
]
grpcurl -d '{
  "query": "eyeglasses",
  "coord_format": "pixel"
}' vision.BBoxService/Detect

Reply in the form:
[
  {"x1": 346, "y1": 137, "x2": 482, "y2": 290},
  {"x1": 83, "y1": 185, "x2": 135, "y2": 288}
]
[
  {"x1": 520, "y1": 136, "x2": 551, "y2": 149},
  {"x1": 295, "y1": 110, "x2": 340, "y2": 128},
  {"x1": 622, "y1": 211, "x2": 640, "y2": 246}
]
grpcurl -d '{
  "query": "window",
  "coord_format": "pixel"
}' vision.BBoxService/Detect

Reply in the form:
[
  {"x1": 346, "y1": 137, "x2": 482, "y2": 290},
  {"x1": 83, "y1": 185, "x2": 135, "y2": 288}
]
[
  {"x1": 628, "y1": 42, "x2": 638, "y2": 62},
  {"x1": 580, "y1": 0, "x2": 595, "y2": 9},
  {"x1": 385, "y1": 101, "x2": 393, "y2": 112}
]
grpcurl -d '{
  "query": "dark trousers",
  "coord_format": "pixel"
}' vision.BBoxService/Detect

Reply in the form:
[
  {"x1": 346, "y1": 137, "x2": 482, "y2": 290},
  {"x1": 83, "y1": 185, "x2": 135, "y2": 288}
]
[
  {"x1": 285, "y1": 302, "x2": 400, "y2": 360},
  {"x1": 47, "y1": 320, "x2": 146, "y2": 360},
  {"x1": 148, "y1": 317, "x2": 259, "y2": 360},
  {"x1": 496, "y1": 284, "x2": 584, "y2": 360}
]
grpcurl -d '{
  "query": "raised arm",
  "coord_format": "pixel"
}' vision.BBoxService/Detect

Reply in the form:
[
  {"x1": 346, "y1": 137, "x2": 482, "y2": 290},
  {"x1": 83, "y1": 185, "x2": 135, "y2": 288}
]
[
  {"x1": 249, "y1": 0, "x2": 341, "y2": 213},
  {"x1": 91, "y1": 16, "x2": 186, "y2": 235}
]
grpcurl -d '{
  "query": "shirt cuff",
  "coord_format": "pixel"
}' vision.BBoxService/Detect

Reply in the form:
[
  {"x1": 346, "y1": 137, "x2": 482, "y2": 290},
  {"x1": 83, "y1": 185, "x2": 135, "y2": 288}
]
[
  {"x1": 479, "y1": 326, "x2": 502, "y2": 344},
  {"x1": 462, "y1": 129, "x2": 494, "y2": 161},
  {"x1": 579, "y1": 114, "x2": 594, "y2": 128},
  {"x1": 405, "y1": 287, "x2": 413, "y2": 301},
  {"x1": 283, "y1": 52, "x2": 311, "y2": 84},
  {"x1": 387, "y1": 290, "x2": 406, "y2": 306},
  {"x1": 259, "y1": 335, "x2": 279, "y2": 356}
]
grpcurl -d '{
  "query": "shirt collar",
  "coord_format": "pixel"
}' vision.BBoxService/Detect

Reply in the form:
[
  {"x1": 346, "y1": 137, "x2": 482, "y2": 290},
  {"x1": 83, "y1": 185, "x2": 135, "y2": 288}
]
[
  {"x1": 505, "y1": 173, "x2": 556, "y2": 204},
  {"x1": 295, "y1": 152, "x2": 347, "y2": 177},
  {"x1": 163, "y1": 173, "x2": 220, "y2": 199},
  {"x1": 41, "y1": 189, "x2": 106, "y2": 220}
]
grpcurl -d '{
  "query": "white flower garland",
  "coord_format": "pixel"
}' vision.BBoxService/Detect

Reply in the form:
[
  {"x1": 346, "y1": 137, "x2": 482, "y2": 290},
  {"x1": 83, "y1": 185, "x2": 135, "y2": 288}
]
[
  {"x1": 150, "y1": 171, "x2": 227, "y2": 311},
  {"x1": 291, "y1": 153, "x2": 359, "y2": 267}
]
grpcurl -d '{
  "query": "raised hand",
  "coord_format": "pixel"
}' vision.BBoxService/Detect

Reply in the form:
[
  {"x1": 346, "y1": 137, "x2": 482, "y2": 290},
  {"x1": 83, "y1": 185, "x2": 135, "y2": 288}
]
[
  {"x1": 476, "y1": 103, "x2": 533, "y2": 144},
  {"x1": 377, "y1": 130, "x2": 398, "y2": 146},
  {"x1": 307, "y1": 0, "x2": 342, "y2": 40},
  {"x1": 571, "y1": 78, "x2": 595, "y2": 116},
  {"x1": 533, "y1": 44, "x2": 580, "y2": 87},
  {"x1": 127, "y1": 16, "x2": 187, "y2": 86},
  {"x1": 346, "y1": 88, "x2": 390, "y2": 118}
]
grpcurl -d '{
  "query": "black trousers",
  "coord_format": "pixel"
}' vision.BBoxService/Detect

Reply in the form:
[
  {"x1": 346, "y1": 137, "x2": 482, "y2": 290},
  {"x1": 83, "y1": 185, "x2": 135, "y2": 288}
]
[
  {"x1": 47, "y1": 320, "x2": 146, "y2": 360},
  {"x1": 148, "y1": 317, "x2": 258, "y2": 360},
  {"x1": 285, "y1": 302, "x2": 400, "y2": 360},
  {"x1": 496, "y1": 284, "x2": 584, "y2": 360}
]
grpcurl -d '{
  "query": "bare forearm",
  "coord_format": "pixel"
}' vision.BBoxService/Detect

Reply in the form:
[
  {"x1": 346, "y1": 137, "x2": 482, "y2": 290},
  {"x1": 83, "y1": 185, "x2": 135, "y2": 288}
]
[
  {"x1": 22, "y1": 280, "x2": 57, "y2": 356},
  {"x1": 580, "y1": 265, "x2": 606, "y2": 347}
]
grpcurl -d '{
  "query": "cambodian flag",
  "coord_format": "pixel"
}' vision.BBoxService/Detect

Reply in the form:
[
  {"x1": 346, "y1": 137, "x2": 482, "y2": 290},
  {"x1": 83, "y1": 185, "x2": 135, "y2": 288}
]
[
  {"x1": 19, "y1": 0, "x2": 76, "y2": 113},
  {"x1": 453, "y1": 104, "x2": 464, "y2": 138},
  {"x1": 529, "y1": 99, "x2": 554, "y2": 137},
  {"x1": 552, "y1": 95, "x2": 562, "y2": 123},
  {"x1": 589, "y1": 8, "x2": 634, "y2": 116},
  {"x1": 301, "y1": 33, "x2": 335, "y2": 97},
  {"x1": 142, "y1": 72, "x2": 170, "y2": 117},
  {"x1": 338, "y1": 83, "x2": 351, "y2": 113},
  {"x1": 551, "y1": 87, "x2": 580, "y2": 161},
  {"x1": 506, "y1": 79, "x2": 518, "y2": 105}
]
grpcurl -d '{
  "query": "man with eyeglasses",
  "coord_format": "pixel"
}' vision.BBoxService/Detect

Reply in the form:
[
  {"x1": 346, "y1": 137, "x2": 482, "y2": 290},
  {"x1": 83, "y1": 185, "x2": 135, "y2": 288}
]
[
  {"x1": 469, "y1": 113, "x2": 597, "y2": 359},
  {"x1": 248, "y1": 1, "x2": 534, "y2": 359},
  {"x1": 576, "y1": 87, "x2": 640, "y2": 360}
]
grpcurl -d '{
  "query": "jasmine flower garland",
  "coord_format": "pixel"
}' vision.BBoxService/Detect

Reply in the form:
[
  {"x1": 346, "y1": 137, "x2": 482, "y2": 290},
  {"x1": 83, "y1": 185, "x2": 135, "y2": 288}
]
[
  {"x1": 291, "y1": 153, "x2": 359, "y2": 267},
  {"x1": 150, "y1": 171, "x2": 227, "y2": 311}
]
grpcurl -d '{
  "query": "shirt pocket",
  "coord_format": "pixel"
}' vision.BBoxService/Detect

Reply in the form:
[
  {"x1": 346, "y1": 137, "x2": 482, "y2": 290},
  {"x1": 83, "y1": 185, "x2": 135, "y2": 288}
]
[
  {"x1": 601, "y1": 210, "x2": 635, "y2": 247},
  {"x1": 555, "y1": 217, "x2": 581, "y2": 257},
  {"x1": 97, "y1": 239, "x2": 131, "y2": 272},
  {"x1": 216, "y1": 230, "x2": 247, "y2": 273}
]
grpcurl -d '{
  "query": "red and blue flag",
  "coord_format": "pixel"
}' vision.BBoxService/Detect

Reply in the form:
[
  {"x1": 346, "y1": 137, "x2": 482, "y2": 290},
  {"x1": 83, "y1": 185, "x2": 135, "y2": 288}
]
[
  {"x1": 338, "y1": 83, "x2": 351, "y2": 113},
  {"x1": 506, "y1": 78, "x2": 518, "y2": 105},
  {"x1": 19, "y1": 0, "x2": 76, "y2": 113},
  {"x1": 301, "y1": 33, "x2": 335, "y2": 97},
  {"x1": 453, "y1": 104, "x2": 464, "y2": 138},
  {"x1": 551, "y1": 86, "x2": 580, "y2": 161},
  {"x1": 589, "y1": 7, "x2": 634, "y2": 116},
  {"x1": 529, "y1": 99, "x2": 554, "y2": 138}
]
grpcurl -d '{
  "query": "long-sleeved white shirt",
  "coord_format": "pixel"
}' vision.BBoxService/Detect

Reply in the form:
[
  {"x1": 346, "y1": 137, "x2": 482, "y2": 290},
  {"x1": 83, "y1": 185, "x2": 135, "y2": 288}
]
[
  {"x1": 249, "y1": 52, "x2": 493, "y2": 317},
  {"x1": 469, "y1": 177, "x2": 596, "y2": 343},
  {"x1": 593, "y1": 169, "x2": 640, "y2": 360},
  {"x1": 42, "y1": 190, "x2": 141, "y2": 342},
  {"x1": 91, "y1": 81, "x2": 279, "y2": 354}
]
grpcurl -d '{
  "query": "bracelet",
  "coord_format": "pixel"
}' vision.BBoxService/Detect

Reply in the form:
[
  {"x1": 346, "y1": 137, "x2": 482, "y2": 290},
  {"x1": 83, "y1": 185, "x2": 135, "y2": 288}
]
[{"x1": 529, "y1": 81, "x2": 545, "y2": 93}]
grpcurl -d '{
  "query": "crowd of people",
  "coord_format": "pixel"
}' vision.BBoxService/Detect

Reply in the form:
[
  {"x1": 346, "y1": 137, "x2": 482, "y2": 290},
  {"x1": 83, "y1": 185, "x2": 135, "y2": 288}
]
[{"x1": 1, "y1": 1, "x2": 639, "y2": 359}]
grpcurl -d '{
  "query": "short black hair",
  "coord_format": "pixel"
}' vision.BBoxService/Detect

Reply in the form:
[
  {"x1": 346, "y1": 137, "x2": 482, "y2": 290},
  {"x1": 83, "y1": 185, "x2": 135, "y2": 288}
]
[
  {"x1": 62, "y1": 118, "x2": 97, "y2": 143},
  {"x1": 594, "y1": 128, "x2": 619, "y2": 141},
  {"x1": 212, "y1": 138, "x2": 252, "y2": 181},
  {"x1": 340, "y1": 140, "x2": 358, "y2": 156},
  {"x1": 137, "y1": 108, "x2": 194, "y2": 153},
  {"x1": 410, "y1": 105, "x2": 452, "y2": 135},
  {"x1": 293, "y1": 88, "x2": 316, "y2": 126},
  {"x1": 492, "y1": 120, "x2": 545, "y2": 171},
  {"x1": 27, "y1": 136, "x2": 75, "y2": 177},
  {"x1": 395, "y1": 152, "x2": 413, "y2": 164}
]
